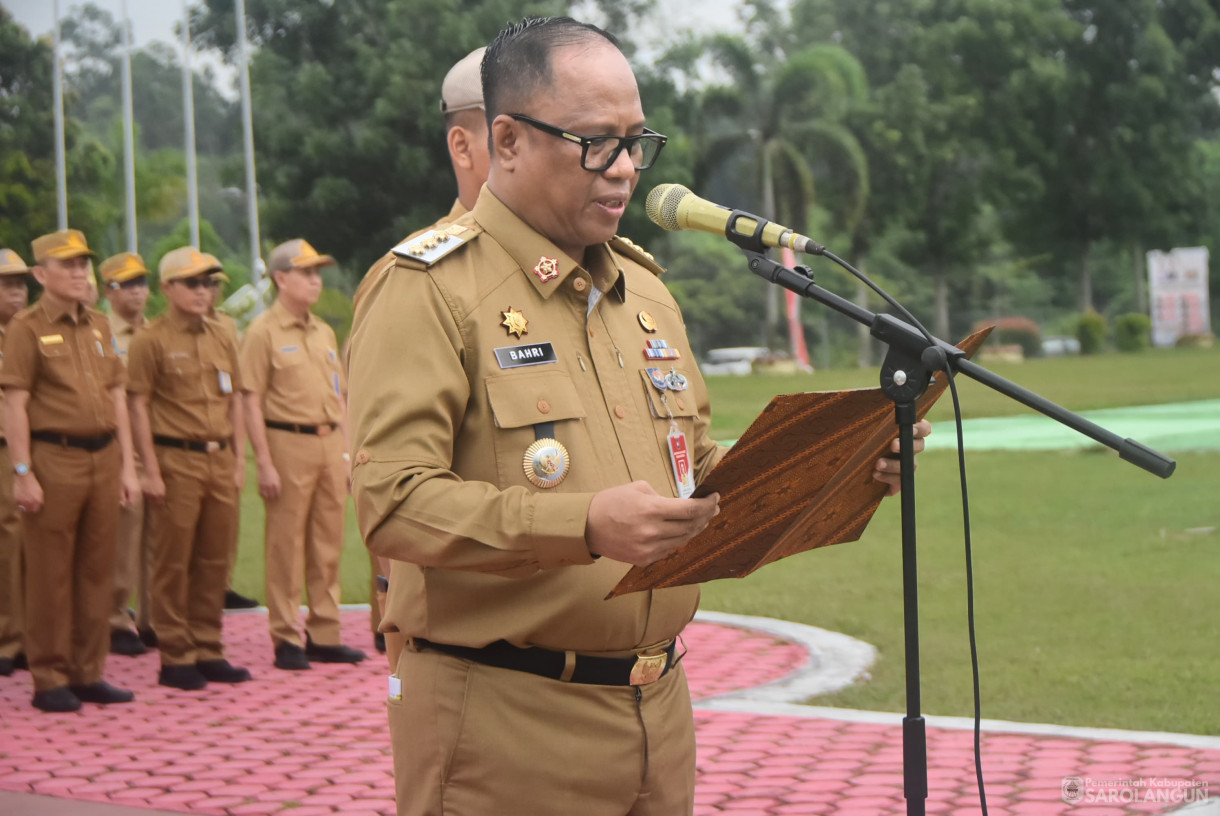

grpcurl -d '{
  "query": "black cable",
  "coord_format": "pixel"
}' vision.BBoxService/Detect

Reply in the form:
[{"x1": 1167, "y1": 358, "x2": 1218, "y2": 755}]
[{"x1": 810, "y1": 249, "x2": 989, "y2": 814}]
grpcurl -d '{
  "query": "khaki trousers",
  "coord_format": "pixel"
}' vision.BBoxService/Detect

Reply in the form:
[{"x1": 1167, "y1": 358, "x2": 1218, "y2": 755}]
[
  {"x1": 111, "y1": 457, "x2": 153, "y2": 632},
  {"x1": 0, "y1": 446, "x2": 24, "y2": 660},
  {"x1": 149, "y1": 445, "x2": 237, "y2": 666},
  {"x1": 23, "y1": 439, "x2": 121, "y2": 691},
  {"x1": 263, "y1": 428, "x2": 345, "y2": 648},
  {"x1": 388, "y1": 648, "x2": 696, "y2": 816}
]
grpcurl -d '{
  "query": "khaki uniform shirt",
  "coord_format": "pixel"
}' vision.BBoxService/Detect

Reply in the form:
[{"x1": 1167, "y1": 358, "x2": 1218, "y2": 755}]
[
  {"x1": 108, "y1": 311, "x2": 144, "y2": 364},
  {"x1": 349, "y1": 189, "x2": 725, "y2": 654},
  {"x1": 0, "y1": 323, "x2": 7, "y2": 440},
  {"x1": 126, "y1": 312, "x2": 242, "y2": 441},
  {"x1": 0, "y1": 300, "x2": 124, "y2": 435},
  {"x1": 353, "y1": 198, "x2": 468, "y2": 314},
  {"x1": 240, "y1": 300, "x2": 344, "y2": 426}
]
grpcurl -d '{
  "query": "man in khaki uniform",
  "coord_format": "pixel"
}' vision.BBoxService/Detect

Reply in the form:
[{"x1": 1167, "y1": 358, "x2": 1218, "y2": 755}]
[
  {"x1": 350, "y1": 18, "x2": 930, "y2": 816},
  {"x1": 242, "y1": 239, "x2": 365, "y2": 670},
  {"x1": 0, "y1": 248, "x2": 31, "y2": 677},
  {"x1": 127, "y1": 247, "x2": 251, "y2": 691},
  {"x1": 1, "y1": 230, "x2": 140, "y2": 712},
  {"x1": 99, "y1": 252, "x2": 153, "y2": 656}
]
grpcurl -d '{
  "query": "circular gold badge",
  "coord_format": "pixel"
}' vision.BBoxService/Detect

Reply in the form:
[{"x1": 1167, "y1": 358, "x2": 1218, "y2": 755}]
[
  {"x1": 638, "y1": 310, "x2": 658, "y2": 333},
  {"x1": 523, "y1": 438, "x2": 570, "y2": 488}
]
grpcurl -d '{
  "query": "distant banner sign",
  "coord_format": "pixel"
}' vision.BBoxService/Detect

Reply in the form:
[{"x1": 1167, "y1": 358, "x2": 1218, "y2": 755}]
[{"x1": 1146, "y1": 247, "x2": 1210, "y2": 348}]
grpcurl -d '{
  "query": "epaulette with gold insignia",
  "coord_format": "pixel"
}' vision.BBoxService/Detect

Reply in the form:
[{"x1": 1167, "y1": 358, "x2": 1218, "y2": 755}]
[
  {"x1": 609, "y1": 235, "x2": 665, "y2": 276},
  {"x1": 391, "y1": 223, "x2": 481, "y2": 269}
]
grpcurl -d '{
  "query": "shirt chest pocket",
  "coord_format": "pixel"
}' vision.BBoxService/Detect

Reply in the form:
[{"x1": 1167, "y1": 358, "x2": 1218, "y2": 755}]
[
  {"x1": 484, "y1": 370, "x2": 590, "y2": 491},
  {"x1": 37, "y1": 340, "x2": 75, "y2": 382},
  {"x1": 639, "y1": 368, "x2": 700, "y2": 495},
  {"x1": 272, "y1": 348, "x2": 313, "y2": 395},
  {"x1": 164, "y1": 355, "x2": 204, "y2": 399}
]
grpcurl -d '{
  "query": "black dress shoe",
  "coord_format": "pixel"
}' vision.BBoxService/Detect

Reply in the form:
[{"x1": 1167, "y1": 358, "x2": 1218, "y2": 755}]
[
  {"x1": 224, "y1": 589, "x2": 260, "y2": 609},
  {"x1": 32, "y1": 686, "x2": 82, "y2": 713},
  {"x1": 273, "y1": 641, "x2": 310, "y2": 671},
  {"x1": 70, "y1": 680, "x2": 135, "y2": 704},
  {"x1": 0, "y1": 656, "x2": 13, "y2": 676},
  {"x1": 138, "y1": 628, "x2": 158, "y2": 649},
  {"x1": 13, "y1": 652, "x2": 28, "y2": 671},
  {"x1": 111, "y1": 628, "x2": 148, "y2": 656},
  {"x1": 197, "y1": 659, "x2": 252, "y2": 683},
  {"x1": 374, "y1": 632, "x2": 386, "y2": 654},
  {"x1": 159, "y1": 663, "x2": 208, "y2": 690},
  {"x1": 305, "y1": 635, "x2": 367, "y2": 664}
]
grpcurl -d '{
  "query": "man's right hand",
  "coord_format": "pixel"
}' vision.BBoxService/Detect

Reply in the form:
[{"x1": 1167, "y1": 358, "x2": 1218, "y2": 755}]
[
  {"x1": 257, "y1": 461, "x2": 282, "y2": 501},
  {"x1": 14, "y1": 472, "x2": 44, "y2": 514},
  {"x1": 141, "y1": 471, "x2": 167, "y2": 504},
  {"x1": 586, "y1": 481, "x2": 720, "y2": 566}
]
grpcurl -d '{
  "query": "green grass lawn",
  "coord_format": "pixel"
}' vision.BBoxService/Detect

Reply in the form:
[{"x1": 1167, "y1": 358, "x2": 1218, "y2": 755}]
[{"x1": 230, "y1": 346, "x2": 1219, "y2": 735}]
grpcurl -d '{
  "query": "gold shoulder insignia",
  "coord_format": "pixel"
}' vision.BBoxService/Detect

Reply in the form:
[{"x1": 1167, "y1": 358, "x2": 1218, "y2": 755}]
[
  {"x1": 391, "y1": 226, "x2": 480, "y2": 269},
  {"x1": 609, "y1": 235, "x2": 665, "y2": 276}
]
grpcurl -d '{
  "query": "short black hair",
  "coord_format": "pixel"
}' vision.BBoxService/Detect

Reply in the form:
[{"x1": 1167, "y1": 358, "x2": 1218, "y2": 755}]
[{"x1": 481, "y1": 17, "x2": 621, "y2": 126}]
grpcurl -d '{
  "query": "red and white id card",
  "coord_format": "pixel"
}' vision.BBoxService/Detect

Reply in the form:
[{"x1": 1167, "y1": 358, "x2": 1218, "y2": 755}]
[{"x1": 667, "y1": 426, "x2": 696, "y2": 499}]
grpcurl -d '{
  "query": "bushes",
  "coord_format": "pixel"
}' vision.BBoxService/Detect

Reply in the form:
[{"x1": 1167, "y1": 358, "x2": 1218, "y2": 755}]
[
  {"x1": 1074, "y1": 311, "x2": 1107, "y2": 354},
  {"x1": 973, "y1": 316, "x2": 1042, "y2": 358},
  {"x1": 1114, "y1": 313, "x2": 1151, "y2": 352}
]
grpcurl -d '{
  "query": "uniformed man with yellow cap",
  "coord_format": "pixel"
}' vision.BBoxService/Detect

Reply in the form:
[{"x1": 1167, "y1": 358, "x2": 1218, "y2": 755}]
[
  {"x1": 99, "y1": 251, "x2": 154, "y2": 657},
  {"x1": 1, "y1": 229, "x2": 141, "y2": 712},
  {"x1": 242, "y1": 239, "x2": 365, "y2": 670},
  {"x1": 349, "y1": 18, "x2": 930, "y2": 815},
  {"x1": 0, "y1": 248, "x2": 31, "y2": 678},
  {"x1": 127, "y1": 246, "x2": 252, "y2": 691}
]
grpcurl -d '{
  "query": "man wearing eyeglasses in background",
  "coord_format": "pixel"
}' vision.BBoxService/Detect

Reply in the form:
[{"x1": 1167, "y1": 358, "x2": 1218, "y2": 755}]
[
  {"x1": 127, "y1": 247, "x2": 251, "y2": 691},
  {"x1": 98, "y1": 252, "x2": 155, "y2": 658}
]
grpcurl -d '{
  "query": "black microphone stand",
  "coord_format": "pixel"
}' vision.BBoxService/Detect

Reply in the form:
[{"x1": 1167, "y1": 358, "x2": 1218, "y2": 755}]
[{"x1": 722, "y1": 212, "x2": 1175, "y2": 816}]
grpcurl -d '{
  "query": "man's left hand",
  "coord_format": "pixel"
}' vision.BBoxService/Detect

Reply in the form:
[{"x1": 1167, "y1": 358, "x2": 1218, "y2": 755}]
[{"x1": 873, "y1": 419, "x2": 932, "y2": 496}]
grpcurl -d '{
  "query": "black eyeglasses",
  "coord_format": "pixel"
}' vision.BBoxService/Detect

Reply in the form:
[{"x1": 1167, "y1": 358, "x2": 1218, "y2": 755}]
[
  {"x1": 177, "y1": 277, "x2": 221, "y2": 290},
  {"x1": 509, "y1": 114, "x2": 667, "y2": 172}
]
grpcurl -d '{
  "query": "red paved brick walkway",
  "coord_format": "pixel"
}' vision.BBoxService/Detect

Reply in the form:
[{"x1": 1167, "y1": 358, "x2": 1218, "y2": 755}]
[{"x1": 1, "y1": 609, "x2": 1216, "y2": 815}]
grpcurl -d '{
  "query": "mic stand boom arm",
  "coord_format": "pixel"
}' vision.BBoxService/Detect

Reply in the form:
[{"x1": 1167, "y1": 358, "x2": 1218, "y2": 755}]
[{"x1": 737, "y1": 246, "x2": 1174, "y2": 816}]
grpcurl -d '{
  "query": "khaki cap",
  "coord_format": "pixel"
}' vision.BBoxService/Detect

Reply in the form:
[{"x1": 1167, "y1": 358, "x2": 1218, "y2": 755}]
[
  {"x1": 31, "y1": 229, "x2": 95, "y2": 264},
  {"x1": 99, "y1": 252, "x2": 149, "y2": 284},
  {"x1": 268, "y1": 239, "x2": 334, "y2": 275},
  {"x1": 159, "y1": 246, "x2": 222, "y2": 282},
  {"x1": 0, "y1": 248, "x2": 29, "y2": 276},
  {"x1": 440, "y1": 47, "x2": 486, "y2": 113}
]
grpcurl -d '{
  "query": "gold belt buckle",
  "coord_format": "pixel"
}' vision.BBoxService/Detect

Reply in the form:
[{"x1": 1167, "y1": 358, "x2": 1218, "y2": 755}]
[
  {"x1": 316, "y1": 424, "x2": 332, "y2": 437},
  {"x1": 205, "y1": 440, "x2": 221, "y2": 453},
  {"x1": 629, "y1": 650, "x2": 668, "y2": 686}
]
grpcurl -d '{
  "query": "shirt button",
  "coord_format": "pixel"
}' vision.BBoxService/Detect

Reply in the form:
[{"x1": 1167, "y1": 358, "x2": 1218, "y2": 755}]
[
  {"x1": 614, "y1": 405, "x2": 627, "y2": 419},
  {"x1": 572, "y1": 277, "x2": 588, "y2": 292},
  {"x1": 356, "y1": 450, "x2": 371, "y2": 465},
  {"x1": 676, "y1": 397, "x2": 686, "y2": 411},
  {"x1": 588, "y1": 327, "x2": 595, "y2": 338},
  {"x1": 537, "y1": 400, "x2": 551, "y2": 414}
]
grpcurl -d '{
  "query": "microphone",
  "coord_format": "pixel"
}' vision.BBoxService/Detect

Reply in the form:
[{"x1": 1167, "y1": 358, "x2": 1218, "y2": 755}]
[{"x1": 645, "y1": 183, "x2": 824, "y2": 255}]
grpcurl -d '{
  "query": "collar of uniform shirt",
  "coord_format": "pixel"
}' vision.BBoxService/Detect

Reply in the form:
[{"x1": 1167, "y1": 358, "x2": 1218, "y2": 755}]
[
  {"x1": 37, "y1": 295, "x2": 88, "y2": 326},
  {"x1": 271, "y1": 298, "x2": 315, "y2": 330},
  {"x1": 472, "y1": 188, "x2": 585, "y2": 300},
  {"x1": 165, "y1": 307, "x2": 208, "y2": 334}
]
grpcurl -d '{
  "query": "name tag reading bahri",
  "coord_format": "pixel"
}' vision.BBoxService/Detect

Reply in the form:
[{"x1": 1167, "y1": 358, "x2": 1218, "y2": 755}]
[{"x1": 494, "y1": 342, "x2": 557, "y2": 369}]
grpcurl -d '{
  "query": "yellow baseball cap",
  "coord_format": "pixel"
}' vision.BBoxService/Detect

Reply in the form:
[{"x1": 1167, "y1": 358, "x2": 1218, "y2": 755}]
[
  {"x1": 267, "y1": 239, "x2": 335, "y2": 275},
  {"x1": 99, "y1": 252, "x2": 149, "y2": 284},
  {"x1": 31, "y1": 229, "x2": 95, "y2": 264},
  {"x1": 159, "y1": 246, "x2": 223, "y2": 282},
  {"x1": 0, "y1": 248, "x2": 29, "y2": 275},
  {"x1": 441, "y1": 47, "x2": 486, "y2": 113}
]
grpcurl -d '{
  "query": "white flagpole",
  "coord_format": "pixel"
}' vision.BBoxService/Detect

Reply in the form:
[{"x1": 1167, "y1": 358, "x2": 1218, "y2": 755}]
[
  {"x1": 120, "y1": 0, "x2": 138, "y2": 252},
  {"x1": 52, "y1": 0, "x2": 68, "y2": 229},
  {"x1": 181, "y1": 0, "x2": 200, "y2": 247},
  {"x1": 234, "y1": 0, "x2": 263, "y2": 298}
]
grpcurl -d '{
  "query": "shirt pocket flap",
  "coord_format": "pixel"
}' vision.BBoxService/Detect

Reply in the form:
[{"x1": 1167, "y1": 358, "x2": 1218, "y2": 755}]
[
  {"x1": 639, "y1": 369, "x2": 699, "y2": 419},
  {"x1": 486, "y1": 370, "x2": 586, "y2": 430}
]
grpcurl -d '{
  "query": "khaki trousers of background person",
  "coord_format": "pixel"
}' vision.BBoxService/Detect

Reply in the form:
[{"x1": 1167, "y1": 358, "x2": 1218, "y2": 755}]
[
  {"x1": 111, "y1": 457, "x2": 153, "y2": 632},
  {"x1": 263, "y1": 428, "x2": 345, "y2": 648},
  {"x1": 149, "y1": 446, "x2": 237, "y2": 666},
  {"x1": 388, "y1": 648, "x2": 696, "y2": 816},
  {"x1": 23, "y1": 440, "x2": 121, "y2": 691},
  {"x1": 0, "y1": 446, "x2": 24, "y2": 661}
]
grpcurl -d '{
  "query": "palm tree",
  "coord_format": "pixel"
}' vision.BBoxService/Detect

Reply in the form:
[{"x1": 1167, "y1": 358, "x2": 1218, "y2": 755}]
[{"x1": 666, "y1": 34, "x2": 870, "y2": 352}]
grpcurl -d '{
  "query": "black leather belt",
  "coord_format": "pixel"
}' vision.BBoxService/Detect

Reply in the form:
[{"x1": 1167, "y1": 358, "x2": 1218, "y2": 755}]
[
  {"x1": 265, "y1": 420, "x2": 337, "y2": 436},
  {"x1": 153, "y1": 435, "x2": 228, "y2": 453},
  {"x1": 414, "y1": 638, "x2": 677, "y2": 687},
  {"x1": 30, "y1": 431, "x2": 115, "y2": 451}
]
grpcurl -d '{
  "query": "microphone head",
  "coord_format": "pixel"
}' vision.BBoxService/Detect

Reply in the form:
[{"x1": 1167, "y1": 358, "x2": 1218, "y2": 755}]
[{"x1": 645, "y1": 183, "x2": 691, "y2": 231}]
